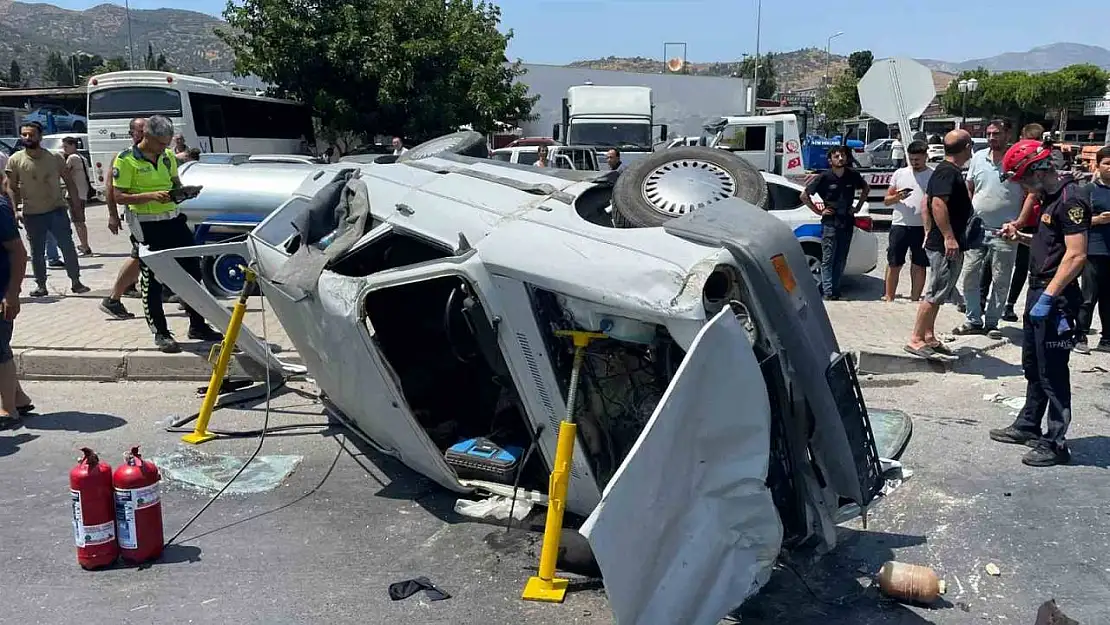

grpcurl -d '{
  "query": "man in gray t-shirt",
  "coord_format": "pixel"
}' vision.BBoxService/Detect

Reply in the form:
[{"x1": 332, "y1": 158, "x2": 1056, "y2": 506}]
[{"x1": 955, "y1": 120, "x2": 1024, "y2": 335}]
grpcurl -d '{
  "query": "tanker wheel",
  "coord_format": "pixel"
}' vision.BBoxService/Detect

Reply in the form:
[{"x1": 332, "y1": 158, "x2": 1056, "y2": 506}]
[{"x1": 398, "y1": 131, "x2": 489, "y2": 162}]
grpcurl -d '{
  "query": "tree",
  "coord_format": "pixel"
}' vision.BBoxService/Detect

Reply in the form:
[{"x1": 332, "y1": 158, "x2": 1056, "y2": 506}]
[
  {"x1": 9, "y1": 60, "x2": 21, "y2": 86},
  {"x1": 71, "y1": 53, "x2": 105, "y2": 84},
  {"x1": 734, "y1": 53, "x2": 777, "y2": 99},
  {"x1": 143, "y1": 44, "x2": 171, "y2": 72},
  {"x1": 220, "y1": 0, "x2": 538, "y2": 141},
  {"x1": 90, "y1": 56, "x2": 131, "y2": 76},
  {"x1": 44, "y1": 51, "x2": 70, "y2": 85},
  {"x1": 847, "y1": 50, "x2": 873, "y2": 80},
  {"x1": 816, "y1": 69, "x2": 861, "y2": 129},
  {"x1": 941, "y1": 64, "x2": 1109, "y2": 129}
]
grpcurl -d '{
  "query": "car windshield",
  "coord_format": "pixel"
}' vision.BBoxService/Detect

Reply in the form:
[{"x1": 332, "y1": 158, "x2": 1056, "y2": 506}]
[
  {"x1": 864, "y1": 139, "x2": 888, "y2": 151},
  {"x1": 567, "y1": 122, "x2": 651, "y2": 149},
  {"x1": 517, "y1": 151, "x2": 540, "y2": 165}
]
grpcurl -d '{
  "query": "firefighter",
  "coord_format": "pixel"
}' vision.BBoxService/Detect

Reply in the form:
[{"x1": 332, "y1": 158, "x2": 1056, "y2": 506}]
[{"x1": 990, "y1": 139, "x2": 1091, "y2": 467}]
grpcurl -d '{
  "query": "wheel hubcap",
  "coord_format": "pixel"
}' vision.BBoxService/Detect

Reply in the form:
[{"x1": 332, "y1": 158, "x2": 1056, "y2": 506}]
[
  {"x1": 213, "y1": 253, "x2": 247, "y2": 296},
  {"x1": 640, "y1": 159, "x2": 737, "y2": 218},
  {"x1": 806, "y1": 255, "x2": 822, "y2": 285}
]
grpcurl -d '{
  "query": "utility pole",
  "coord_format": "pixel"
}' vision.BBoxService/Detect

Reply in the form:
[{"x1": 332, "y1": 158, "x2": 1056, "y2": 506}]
[
  {"x1": 824, "y1": 31, "x2": 844, "y2": 95},
  {"x1": 753, "y1": 0, "x2": 762, "y2": 101},
  {"x1": 124, "y1": 0, "x2": 136, "y2": 70}
]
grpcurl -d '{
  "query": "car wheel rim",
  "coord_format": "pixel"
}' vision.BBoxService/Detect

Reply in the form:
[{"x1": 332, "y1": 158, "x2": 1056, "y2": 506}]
[
  {"x1": 212, "y1": 253, "x2": 247, "y2": 296},
  {"x1": 640, "y1": 158, "x2": 737, "y2": 218},
  {"x1": 806, "y1": 254, "x2": 822, "y2": 285}
]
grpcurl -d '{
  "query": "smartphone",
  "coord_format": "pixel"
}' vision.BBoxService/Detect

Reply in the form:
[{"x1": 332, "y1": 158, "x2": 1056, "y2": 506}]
[
  {"x1": 169, "y1": 185, "x2": 203, "y2": 204},
  {"x1": 899, "y1": 188, "x2": 914, "y2": 196}
]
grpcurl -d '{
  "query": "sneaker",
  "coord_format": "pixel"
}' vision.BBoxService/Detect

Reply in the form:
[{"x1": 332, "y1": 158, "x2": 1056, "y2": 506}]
[
  {"x1": 122, "y1": 286, "x2": 140, "y2": 299},
  {"x1": 1001, "y1": 305, "x2": 1018, "y2": 323},
  {"x1": 188, "y1": 325, "x2": 224, "y2": 342},
  {"x1": 1074, "y1": 339, "x2": 1091, "y2": 355},
  {"x1": 99, "y1": 298, "x2": 134, "y2": 320},
  {"x1": 952, "y1": 322, "x2": 986, "y2": 336},
  {"x1": 47, "y1": 259, "x2": 64, "y2": 268},
  {"x1": 986, "y1": 326, "x2": 1003, "y2": 340},
  {"x1": 78, "y1": 246, "x2": 93, "y2": 257},
  {"x1": 70, "y1": 282, "x2": 90, "y2": 295},
  {"x1": 989, "y1": 425, "x2": 1041, "y2": 447},
  {"x1": 1022, "y1": 440, "x2": 1071, "y2": 467},
  {"x1": 154, "y1": 332, "x2": 181, "y2": 354},
  {"x1": 29, "y1": 285, "x2": 48, "y2": 297}
]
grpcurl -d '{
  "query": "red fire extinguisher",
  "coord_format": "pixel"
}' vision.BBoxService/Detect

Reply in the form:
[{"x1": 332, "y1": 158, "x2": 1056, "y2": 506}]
[
  {"x1": 70, "y1": 447, "x2": 119, "y2": 570},
  {"x1": 113, "y1": 446, "x2": 164, "y2": 564}
]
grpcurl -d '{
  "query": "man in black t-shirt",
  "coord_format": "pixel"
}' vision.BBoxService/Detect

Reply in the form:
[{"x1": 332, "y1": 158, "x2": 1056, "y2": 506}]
[
  {"x1": 905, "y1": 129, "x2": 973, "y2": 361},
  {"x1": 989, "y1": 139, "x2": 1090, "y2": 467},
  {"x1": 801, "y1": 146, "x2": 870, "y2": 300}
]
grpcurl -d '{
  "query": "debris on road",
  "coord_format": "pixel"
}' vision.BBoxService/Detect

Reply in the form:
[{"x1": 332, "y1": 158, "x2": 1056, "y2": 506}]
[
  {"x1": 1035, "y1": 599, "x2": 1079, "y2": 625},
  {"x1": 454, "y1": 495, "x2": 534, "y2": 522},
  {"x1": 983, "y1": 393, "x2": 1026, "y2": 411},
  {"x1": 985, "y1": 563, "x2": 1001, "y2": 576},
  {"x1": 388, "y1": 576, "x2": 451, "y2": 602},
  {"x1": 876, "y1": 561, "x2": 944, "y2": 604}
]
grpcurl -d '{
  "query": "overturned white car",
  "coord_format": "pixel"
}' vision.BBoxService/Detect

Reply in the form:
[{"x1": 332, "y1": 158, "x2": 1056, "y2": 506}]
[{"x1": 146, "y1": 132, "x2": 907, "y2": 625}]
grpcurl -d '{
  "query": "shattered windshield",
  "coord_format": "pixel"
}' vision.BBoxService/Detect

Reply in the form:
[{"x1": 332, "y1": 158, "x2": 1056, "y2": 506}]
[{"x1": 567, "y1": 122, "x2": 651, "y2": 149}]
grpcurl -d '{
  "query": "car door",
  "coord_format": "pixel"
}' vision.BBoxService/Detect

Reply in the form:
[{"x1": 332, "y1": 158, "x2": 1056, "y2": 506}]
[{"x1": 580, "y1": 308, "x2": 782, "y2": 625}]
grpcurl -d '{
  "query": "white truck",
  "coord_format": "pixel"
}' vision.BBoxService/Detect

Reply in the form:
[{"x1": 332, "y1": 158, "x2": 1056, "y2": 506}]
[
  {"x1": 702, "y1": 114, "x2": 894, "y2": 204},
  {"x1": 552, "y1": 85, "x2": 668, "y2": 164}
]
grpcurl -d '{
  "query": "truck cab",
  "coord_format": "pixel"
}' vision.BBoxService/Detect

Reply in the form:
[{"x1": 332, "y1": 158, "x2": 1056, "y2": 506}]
[
  {"x1": 553, "y1": 85, "x2": 668, "y2": 163},
  {"x1": 704, "y1": 114, "x2": 807, "y2": 181}
]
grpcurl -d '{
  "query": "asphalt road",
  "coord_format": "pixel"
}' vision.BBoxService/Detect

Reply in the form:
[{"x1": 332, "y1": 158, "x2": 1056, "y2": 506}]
[{"x1": 4, "y1": 346, "x2": 1110, "y2": 624}]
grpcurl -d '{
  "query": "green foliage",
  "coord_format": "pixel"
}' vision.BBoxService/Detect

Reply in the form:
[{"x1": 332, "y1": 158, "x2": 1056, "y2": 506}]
[
  {"x1": 219, "y1": 0, "x2": 538, "y2": 140},
  {"x1": 8, "y1": 60, "x2": 21, "y2": 86},
  {"x1": 816, "y1": 69, "x2": 861, "y2": 126},
  {"x1": 736, "y1": 53, "x2": 778, "y2": 99},
  {"x1": 847, "y1": 50, "x2": 873, "y2": 80},
  {"x1": 942, "y1": 64, "x2": 1110, "y2": 121},
  {"x1": 43, "y1": 51, "x2": 69, "y2": 85},
  {"x1": 144, "y1": 44, "x2": 171, "y2": 72}
]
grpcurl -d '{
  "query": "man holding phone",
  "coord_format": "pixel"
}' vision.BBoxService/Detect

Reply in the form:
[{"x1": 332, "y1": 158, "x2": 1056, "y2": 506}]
[
  {"x1": 111, "y1": 114, "x2": 222, "y2": 354},
  {"x1": 882, "y1": 140, "x2": 932, "y2": 302}
]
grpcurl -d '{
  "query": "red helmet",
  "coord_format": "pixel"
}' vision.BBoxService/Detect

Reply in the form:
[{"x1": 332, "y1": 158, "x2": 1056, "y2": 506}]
[{"x1": 1001, "y1": 139, "x2": 1053, "y2": 181}]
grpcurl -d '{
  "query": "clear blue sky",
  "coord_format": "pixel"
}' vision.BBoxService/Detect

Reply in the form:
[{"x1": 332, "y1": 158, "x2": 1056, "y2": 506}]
[{"x1": 24, "y1": 0, "x2": 1107, "y2": 65}]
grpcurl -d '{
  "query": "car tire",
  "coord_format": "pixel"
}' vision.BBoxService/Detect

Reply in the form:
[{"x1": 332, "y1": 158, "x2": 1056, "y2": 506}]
[
  {"x1": 611, "y1": 146, "x2": 769, "y2": 228},
  {"x1": 801, "y1": 243, "x2": 823, "y2": 288},
  {"x1": 397, "y1": 131, "x2": 489, "y2": 162}
]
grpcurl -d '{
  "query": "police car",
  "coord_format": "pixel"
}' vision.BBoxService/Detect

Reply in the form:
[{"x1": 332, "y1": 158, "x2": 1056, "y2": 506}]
[{"x1": 761, "y1": 171, "x2": 879, "y2": 286}]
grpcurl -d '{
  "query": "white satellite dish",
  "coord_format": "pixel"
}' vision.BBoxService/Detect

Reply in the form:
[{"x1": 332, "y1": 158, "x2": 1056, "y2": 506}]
[{"x1": 858, "y1": 57, "x2": 935, "y2": 143}]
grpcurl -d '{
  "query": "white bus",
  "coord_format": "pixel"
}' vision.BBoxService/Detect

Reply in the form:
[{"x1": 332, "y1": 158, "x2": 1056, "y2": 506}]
[{"x1": 86, "y1": 70, "x2": 314, "y2": 192}]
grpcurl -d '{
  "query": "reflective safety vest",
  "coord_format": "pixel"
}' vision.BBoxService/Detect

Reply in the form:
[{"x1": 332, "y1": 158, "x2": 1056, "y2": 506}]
[{"x1": 111, "y1": 147, "x2": 178, "y2": 216}]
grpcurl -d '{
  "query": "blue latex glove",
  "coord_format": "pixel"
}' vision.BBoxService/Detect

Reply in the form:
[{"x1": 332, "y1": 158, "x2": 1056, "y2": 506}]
[
  {"x1": 1029, "y1": 292, "x2": 1054, "y2": 321},
  {"x1": 1058, "y1": 315, "x2": 1071, "y2": 335}
]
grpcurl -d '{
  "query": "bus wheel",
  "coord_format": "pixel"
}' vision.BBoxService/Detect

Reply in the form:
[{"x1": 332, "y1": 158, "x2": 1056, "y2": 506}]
[
  {"x1": 611, "y1": 147, "x2": 768, "y2": 228},
  {"x1": 398, "y1": 131, "x2": 489, "y2": 162}
]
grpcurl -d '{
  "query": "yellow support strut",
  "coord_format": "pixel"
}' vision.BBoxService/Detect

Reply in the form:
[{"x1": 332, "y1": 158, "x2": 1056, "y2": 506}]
[
  {"x1": 182, "y1": 267, "x2": 258, "y2": 445},
  {"x1": 522, "y1": 329, "x2": 607, "y2": 603}
]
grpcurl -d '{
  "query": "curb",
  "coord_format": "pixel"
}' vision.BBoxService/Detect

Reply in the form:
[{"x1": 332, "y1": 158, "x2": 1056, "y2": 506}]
[
  {"x1": 855, "y1": 335, "x2": 1010, "y2": 375},
  {"x1": 15, "y1": 348, "x2": 303, "y2": 382}
]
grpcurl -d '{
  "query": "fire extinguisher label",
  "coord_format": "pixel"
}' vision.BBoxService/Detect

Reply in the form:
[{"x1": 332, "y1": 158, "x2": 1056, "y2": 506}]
[
  {"x1": 71, "y1": 490, "x2": 116, "y2": 547},
  {"x1": 114, "y1": 485, "x2": 159, "y2": 550}
]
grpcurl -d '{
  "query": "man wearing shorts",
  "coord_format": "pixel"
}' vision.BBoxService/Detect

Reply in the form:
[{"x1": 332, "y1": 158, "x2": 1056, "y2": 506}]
[
  {"x1": 0, "y1": 188, "x2": 32, "y2": 422},
  {"x1": 61, "y1": 136, "x2": 93, "y2": 256},
  {"x1": 883, "y1": 140, "x2": 931, "y2": 301},
  {"x1": 905, "y1": 130, "x2": 974, "y2": 360}
]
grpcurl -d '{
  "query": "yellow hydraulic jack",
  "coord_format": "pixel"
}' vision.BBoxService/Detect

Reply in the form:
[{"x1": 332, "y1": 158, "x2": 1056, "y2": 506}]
[
  {"x1": 181, "y1": 266, "x2": 258, "y2": 445},
  {"x1": 522, "y1": 329, "x2": 607, "y2": 603}
]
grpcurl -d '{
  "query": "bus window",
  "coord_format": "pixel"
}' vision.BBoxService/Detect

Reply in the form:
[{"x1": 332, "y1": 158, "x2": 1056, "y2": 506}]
[{"x1": 89, "y1": 87, "x2": 182, "y2": 119}]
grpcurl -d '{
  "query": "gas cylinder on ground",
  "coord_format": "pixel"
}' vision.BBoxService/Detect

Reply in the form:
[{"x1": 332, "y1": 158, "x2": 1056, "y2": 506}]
[
  {"x1": 877, "y1": 561, "x2": 944, "y2": 604},
  {"x1": 69, "y1": 447, "x2": 119, "y2": 570},
  {"x1": 112, "y1": 446, "x2": 164, "y2": 564}
]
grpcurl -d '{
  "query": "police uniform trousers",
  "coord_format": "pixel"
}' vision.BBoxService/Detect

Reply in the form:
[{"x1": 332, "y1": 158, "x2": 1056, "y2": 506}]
[
  {"x1": 136, "y1": 213, "x2": 207, "y2": 335},
  {"x1": 1013, "y1": 280, "x2": 1081, "y2": 445}
]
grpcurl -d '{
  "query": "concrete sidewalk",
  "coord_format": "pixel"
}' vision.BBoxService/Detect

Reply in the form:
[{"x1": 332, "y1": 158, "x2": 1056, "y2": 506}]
[{"x1": 12, "y1": 203, "x2": 1025, "y2": 380}]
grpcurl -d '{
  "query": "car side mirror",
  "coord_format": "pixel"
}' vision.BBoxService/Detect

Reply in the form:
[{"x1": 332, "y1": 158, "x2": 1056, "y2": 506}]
[{"x1": 659, "y1": 125, "x2": 669, "y2": 141}]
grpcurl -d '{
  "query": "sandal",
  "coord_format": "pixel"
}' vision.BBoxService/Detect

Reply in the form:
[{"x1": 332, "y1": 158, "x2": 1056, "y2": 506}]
[
  {"x1": 929, "y1": 342, "x2": 955, "y2": 356},
  {"x1": 17, "y1": 404, "x2": 34, "y2": 415}
]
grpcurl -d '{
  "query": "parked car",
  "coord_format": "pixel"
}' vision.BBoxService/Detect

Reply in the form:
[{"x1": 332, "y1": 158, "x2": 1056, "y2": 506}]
[
  {"x1": 862, "y1": 138, "x2": 896, "y2": 168},
  {"x1": 148, "y1": 133, "x2": 907, "y2": 623},
  {"x1": 22, "y1": 105, "x2": 86, "y2": 133},
  {"x1": 490, "y1": 144, "x2": 599, "y2": 170}
]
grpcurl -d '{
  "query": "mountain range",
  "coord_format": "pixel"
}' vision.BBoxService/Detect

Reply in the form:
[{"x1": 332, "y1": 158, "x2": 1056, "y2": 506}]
[{"x1": 0, "y1": 0, "x2": 1106, "y2": 92}]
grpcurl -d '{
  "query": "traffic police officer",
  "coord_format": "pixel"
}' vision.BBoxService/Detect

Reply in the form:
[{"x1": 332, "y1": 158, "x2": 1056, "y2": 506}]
[
  {"x1": 990, "y1": 139, "x2": 1090, "y2": 467},
  {"x1": 111, "y1": 114, "x2": 223, "y2": 354}
]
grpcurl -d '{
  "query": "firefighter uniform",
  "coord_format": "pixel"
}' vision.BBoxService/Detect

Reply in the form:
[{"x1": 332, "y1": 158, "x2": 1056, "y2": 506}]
[
  {"x1": 112, "y1": 146, "x2": 221, "y2": 352},
  {"x1": 1010, "y1": 178, "x2": 1090, "y2": 451}
]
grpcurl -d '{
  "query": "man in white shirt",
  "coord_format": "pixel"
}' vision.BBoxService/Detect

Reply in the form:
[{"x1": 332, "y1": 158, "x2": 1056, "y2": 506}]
[
  {"x1": 890, "y1": 136, "x2": 905, "y2": 169},
  {"x1": 955, "y1": 119, "x2": 1024, "y2": 338},
  {"x1": 391, "y1": 136, "x2": 408, "y2": 156},
  {"x1": 882, "y1": 140, "x2": 932, "y2": 301}
]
